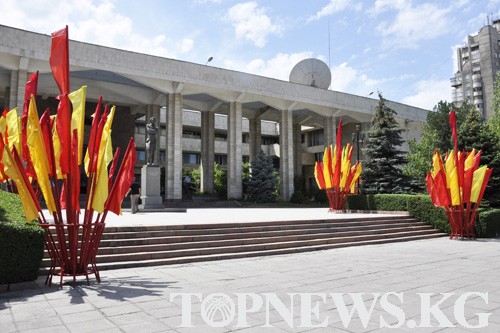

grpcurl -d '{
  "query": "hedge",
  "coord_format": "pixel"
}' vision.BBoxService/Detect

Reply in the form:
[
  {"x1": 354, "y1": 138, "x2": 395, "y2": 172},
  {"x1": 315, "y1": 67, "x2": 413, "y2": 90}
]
[
  {"x1": 347, "y1": 194, "x2": 499, "y2": 238},
  {"x1": 0, "y1": 190, "x2": 45, "y2": 284}
]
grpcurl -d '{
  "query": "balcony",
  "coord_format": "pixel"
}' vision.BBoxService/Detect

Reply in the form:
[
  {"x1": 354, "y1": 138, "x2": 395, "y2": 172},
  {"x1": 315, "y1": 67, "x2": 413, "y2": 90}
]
[
  {"x1": 473, "y1": 90, "x2": 483, "y2": 97},
  {"x1": 450, "y1": 77, "x2": 462, "y2": 87},
  {"x1": 472, "y1": 80, "x2": 482, "y2": 88}
]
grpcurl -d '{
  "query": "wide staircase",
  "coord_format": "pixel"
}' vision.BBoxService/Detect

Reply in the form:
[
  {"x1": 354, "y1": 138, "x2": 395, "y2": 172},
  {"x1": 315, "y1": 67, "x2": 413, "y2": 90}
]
[{"x1": 39, "y1": 215, "x2": 445, "y2": 273}]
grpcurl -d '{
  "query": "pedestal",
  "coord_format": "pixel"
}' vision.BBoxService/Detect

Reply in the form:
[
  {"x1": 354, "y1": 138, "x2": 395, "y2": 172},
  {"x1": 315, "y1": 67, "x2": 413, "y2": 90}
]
[{"x1": 141, "y1": 165, "x2": 164, "y2": 209}]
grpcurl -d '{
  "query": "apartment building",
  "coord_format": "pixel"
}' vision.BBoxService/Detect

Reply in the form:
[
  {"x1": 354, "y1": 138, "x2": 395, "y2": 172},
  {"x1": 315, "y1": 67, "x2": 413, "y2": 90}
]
[{"x1": 451, "y1": 19, "x2": 500, "y2": 118}]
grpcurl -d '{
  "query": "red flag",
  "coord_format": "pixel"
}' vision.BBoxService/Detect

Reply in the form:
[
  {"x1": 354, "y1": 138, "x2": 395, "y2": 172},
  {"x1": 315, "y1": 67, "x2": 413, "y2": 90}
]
[
  {"x1": 333, "y1": 118, "x2": 343, "y2": 187},
  {"x1": 70, "y1": 129, "x2": 80, "y2": 211},
  {"x1": 108, "y1": 147, "x2": 121, "y2": 190},
  {"x1": 56, "y1": 94, "x2": 71, "y2": 174},
  {"x1": 21, "y1": 72, "x2": 39, "y2": 171},
  {"x1": 50, "y1": 26, "x2": 70, "y2": 95},
  {"x1": 434, "y1": 169, "x2": 451, "y2": 206},
  {"x1": 477, "y1": 168, "x2": 493, "y2": 204},
  {"x1": 84, "y1": 97, "x2": 102, "y2": 174},
  {"x1": 39, "y1": 109, "x2": 56, "y2": 177},
  {"x1": 106, "y1": 138, "x2": 137, "y2": 215}
]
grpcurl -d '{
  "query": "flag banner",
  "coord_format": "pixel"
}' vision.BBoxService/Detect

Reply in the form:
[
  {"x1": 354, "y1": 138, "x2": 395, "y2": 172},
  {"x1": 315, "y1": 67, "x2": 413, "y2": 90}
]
[
  {"x1": 313, "y1": 118, "x2": 362, "y2": 212},
  {"x1": 425, "y1": 113, "x2": 493, "y2": 239}
]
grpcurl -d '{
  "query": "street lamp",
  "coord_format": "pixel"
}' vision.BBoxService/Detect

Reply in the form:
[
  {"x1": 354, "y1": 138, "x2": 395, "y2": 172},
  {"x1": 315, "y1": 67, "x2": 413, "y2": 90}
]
[
  {"x1": 351, "y1": 124, "x2": 365, "y2": 162},
  {"x1": 205, "y1": 56, "x2": 213, "y2": 65}
]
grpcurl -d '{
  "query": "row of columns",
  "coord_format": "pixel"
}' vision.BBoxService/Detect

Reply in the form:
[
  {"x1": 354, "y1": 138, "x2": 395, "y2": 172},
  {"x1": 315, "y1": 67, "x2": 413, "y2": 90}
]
[{"x1": 153, "y1": 94, "x2": 301, "y2": 202}]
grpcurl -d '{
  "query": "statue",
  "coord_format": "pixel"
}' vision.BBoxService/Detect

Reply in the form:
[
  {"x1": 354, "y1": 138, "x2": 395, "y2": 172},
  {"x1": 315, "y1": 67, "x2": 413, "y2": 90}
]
[{"x1": 146, "y1": 116, "x2": 158, "y2": 165}]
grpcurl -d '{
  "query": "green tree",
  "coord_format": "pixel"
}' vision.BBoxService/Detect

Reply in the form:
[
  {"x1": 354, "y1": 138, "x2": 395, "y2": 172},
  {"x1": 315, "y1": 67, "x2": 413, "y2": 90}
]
[
  {"x1": 404, "y1": 101, "x2": 467, "y2": 189},
  {"x1": 214, "y1": 163, "x2": 227, "y2": 199},
  {"x1": 488, "y1": 71, "x2": 500, "y2": 138},
  {"x1": 247, "y1": 150, "x2": 278, "y2": 202},
  {"x1": 458, "y1": 107, "x2": 500, "y2": 207},
  {"x1": 362, "y1": 93, "x2": 411, "y2": 194}
]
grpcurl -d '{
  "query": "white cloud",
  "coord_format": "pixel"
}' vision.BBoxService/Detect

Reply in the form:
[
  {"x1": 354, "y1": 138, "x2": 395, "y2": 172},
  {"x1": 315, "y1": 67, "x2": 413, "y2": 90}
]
[
  {"x1": 226, "y1": 2, "x2": 282, "y2": 47},
  {"x1": 224, "y1": 51, "x2": 314, "y2": 80},
  {"x1": 374, "y1": 2, "x2": 452, "y2": 49},
  {"x1": 0, "y1": 0, "x2": 182, "y2": 58},
  {"x1": 402, "y1": 79, "x2": 450, "y2": 110},
  {"x1": 330, "y1": 63, "x2": 379, "y2": 95},
  {"x1": 308, "y1": 0, "x2": 350, "y2": 21}
]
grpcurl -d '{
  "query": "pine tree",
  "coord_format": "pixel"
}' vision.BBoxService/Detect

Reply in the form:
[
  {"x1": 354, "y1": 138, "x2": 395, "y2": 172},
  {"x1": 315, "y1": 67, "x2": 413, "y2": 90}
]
[
  {"x1": 247, "y1": 150, "x2": 277, "y2": 202},
  {"x1": 458, "y1": 107, "x2": 500, "y2": 207},
  {"x1": 362, "y1": 93, "x2": 411, "y2": 194}
]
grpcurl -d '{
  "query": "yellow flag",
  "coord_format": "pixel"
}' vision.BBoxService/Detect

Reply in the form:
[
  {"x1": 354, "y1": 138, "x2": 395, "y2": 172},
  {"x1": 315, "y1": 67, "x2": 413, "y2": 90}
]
[
  {"x1": 0, "y1": 114, "x2": 6, "y2": 136},
  {"x1": 51, "y1": 115, "x2": 63, "y2": 179},
  {"x1": 323, "y1": 146, "x2": 332, "y2": 188},
  {"x1": 350, "y1": 163, "x2": 362, "y2": 194},
  {"x1": 6, "y1": 108, "x2": 21, "y2": 152},
  {"x1": 27, "y1": 96, "x2": 57, "y2": 213},
  {"x1": 470, "y1": 165, "x2": 487, "y2": 203},
  {"x1": 69, "y1": 85, "x2": 87, "y2": 164},
  {"x1": 2, "y1": 147, "x2": 39, "y2": 221},
  {"x1": 339, "y1": 145, "x2": 351, "y2": 188},
  {"x1": 445, "y1": 151, "x2": 455, "y2": 188},
  {"x1": 449, "y1": 168, "x2": 460, "y2": 205},
  {"x1": 91, "y1": 106, "x2": 116, "y2": 212},
  {"x1": 432, "y1": 151, "x2": 442, "y2": 177},
  {"x1": 464, "y1": 149, "x2": 476, "y2": 170}
]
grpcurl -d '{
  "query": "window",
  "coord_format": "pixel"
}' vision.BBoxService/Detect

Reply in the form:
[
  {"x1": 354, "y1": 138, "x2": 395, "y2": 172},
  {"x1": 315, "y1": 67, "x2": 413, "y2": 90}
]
[
  {"x1": 215, "y1": 132, "x2": 227, "y2": 141},
  {"x1": 242, "y1": 155, "x2": 250, "y2": 163},
  {"x1": 183, "y1": 130, "x2": 201, "y2": 139},
  {"x1": 137, "y1": 150, "x2": 146, "y2": 161},
  {"x1": 135, "y1": 124, "x2": 145, "y2": 134},
  {"x1": 183, "y1": 152, "x2": 200, "y2": 165},
  {"x1": 262, "y1": 136, "x2": 279, "y2": 145},
  {"x1": 215, "y1": 154, "x2": 227, "y2": 165},
  {"x1": 314, "y1": 152, "x2": 324, "y2": 161},
  {"x1": 159, "y1": 150, "x2": 165, "y2": 163},
  {"x1": 308, "y1": 130, "x2": 324, "y2": 147},
  {"x1": 160, "y1": 126, "x2": 166, "y2": 137}
]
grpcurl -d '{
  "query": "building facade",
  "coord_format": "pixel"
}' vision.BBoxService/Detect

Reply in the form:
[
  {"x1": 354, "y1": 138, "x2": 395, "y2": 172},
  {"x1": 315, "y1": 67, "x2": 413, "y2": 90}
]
[
  {"x1": 451, "y1": 19, "x2": 500, "y2": 119},
  {"x1": 0, "y1": 25, "x2": 428, "y2": 202}
]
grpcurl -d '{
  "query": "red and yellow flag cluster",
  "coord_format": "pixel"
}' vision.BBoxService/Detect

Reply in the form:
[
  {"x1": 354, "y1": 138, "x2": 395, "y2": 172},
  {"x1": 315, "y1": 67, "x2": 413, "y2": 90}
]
[
  {"x1": 313, "y1": 119, "x2": 362, "y2": 211},
  {"x1": 0, "y1": 26, "x2": 137, "y2": 285},
  {"x1": 425, "y1": 110, "x2": 492, "y2": 239},
  {"x1": 0, "y1": 26, "x2": 136, "y2": 224}
]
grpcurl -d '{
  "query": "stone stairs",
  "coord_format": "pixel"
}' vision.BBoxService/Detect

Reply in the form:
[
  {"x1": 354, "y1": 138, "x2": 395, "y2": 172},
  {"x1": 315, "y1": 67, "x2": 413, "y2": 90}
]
[{"x1": 39, "y1": 215, "x2": 445, "y2": 273}]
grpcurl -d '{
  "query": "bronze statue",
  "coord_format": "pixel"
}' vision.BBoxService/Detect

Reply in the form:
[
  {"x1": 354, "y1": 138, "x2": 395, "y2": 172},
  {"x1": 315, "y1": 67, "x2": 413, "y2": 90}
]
[{"x1": 146, "y1": 116, "x2": 158, "y2": 165}]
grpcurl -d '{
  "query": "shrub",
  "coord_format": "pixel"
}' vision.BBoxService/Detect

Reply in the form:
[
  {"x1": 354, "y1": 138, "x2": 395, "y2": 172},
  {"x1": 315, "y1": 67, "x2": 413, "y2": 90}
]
[
  {"x1": 0, "y1": 190, "x2": 45, "y2": 284},
  {"x1": 476, "y1": 209, "x2": 500, "y2": 238},
  {"x1": 406, "y1": 195, "x2": 450, "y2": 234},
  {"x1": 312, "y1": 189, "x2": 328, "y2": 204},
  {"x1": 347, "y1": 194, "x2": 412, "y2": 211},
  {"x1": 290, "y1": 190, "x2": 306, "y2": 204}
]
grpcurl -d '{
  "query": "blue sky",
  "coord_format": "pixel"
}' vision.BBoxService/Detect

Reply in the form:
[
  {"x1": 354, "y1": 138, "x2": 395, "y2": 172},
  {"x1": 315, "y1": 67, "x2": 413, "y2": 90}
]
[{"x1": 2, "y1": 0, "x2": 499, "y2": 110}]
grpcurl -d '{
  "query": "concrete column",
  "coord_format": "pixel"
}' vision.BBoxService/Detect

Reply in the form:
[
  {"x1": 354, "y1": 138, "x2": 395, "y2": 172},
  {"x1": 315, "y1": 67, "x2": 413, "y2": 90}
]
[
  {"x1": 293, "y1": 123, "x2": 302, "y2": 177},
  {"x1": 279, "y1": 109, "x2": 294, "y2": 201},
  {"x1": 201, "y1": 111, "x2": 215, "y2": 194},
  {"x1": 248, "y1": 117, "x2": 262, "y2": 163},
  {"x1": 324, "y1": 115, "x2": 338, "y2": 147},
  {"x1": 165, "y1": 93, "x2": 183, "y2": 200},
  {"x1": 8, "y1": 70, "x2": 19, "y2": 111},
  {"x1": 227, "y1": 101, "x2": 242, "y2": 199},
  {"x1": 12, "y1": 58, "x2": 29, "y2": 112}
]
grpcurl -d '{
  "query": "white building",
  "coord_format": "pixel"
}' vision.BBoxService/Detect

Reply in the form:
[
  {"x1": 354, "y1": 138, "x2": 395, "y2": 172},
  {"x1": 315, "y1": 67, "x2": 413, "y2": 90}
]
[{"x1": 0, "y1": 25, "x2": 428, "y2": 201}]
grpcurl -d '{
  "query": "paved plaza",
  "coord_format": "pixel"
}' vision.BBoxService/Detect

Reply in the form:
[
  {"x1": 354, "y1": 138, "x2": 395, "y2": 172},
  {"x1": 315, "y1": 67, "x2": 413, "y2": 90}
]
[{"x1": 1, "y1": 209, "x2": 500, "y2": 332}]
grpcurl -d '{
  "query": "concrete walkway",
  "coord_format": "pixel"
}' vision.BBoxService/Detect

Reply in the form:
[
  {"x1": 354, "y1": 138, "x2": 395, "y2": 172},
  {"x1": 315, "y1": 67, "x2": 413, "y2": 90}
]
[{"x1": 1, "y1": 209, "x2": 500, "y2": 332}]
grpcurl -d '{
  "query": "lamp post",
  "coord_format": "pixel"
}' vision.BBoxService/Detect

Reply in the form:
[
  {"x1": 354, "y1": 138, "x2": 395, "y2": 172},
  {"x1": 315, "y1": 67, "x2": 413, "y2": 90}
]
[
  {"x1": 205, "y1": 56, "x2": 213, "y2": 65},
  {"x1": 351, "y1": 124, "x2": 365, "y2": 162}
]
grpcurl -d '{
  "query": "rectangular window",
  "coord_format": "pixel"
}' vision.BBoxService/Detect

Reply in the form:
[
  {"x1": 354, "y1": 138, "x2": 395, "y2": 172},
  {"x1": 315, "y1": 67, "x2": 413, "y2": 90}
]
[
  {"x1": 137, "y1": 150, "x2": 146, "y2": 161},
  {"x1": 308, "y1": 130, "x2": 324, "y2": 147},
  {"x1": 215, "y1": 154, "x2": 227, "y2": 165},
  {"x1": 183, "y1": 152, "x2": 200, "y2": 165},
  {"x1": 135, "y1": 124, "x2": 145, "y2": 134}
]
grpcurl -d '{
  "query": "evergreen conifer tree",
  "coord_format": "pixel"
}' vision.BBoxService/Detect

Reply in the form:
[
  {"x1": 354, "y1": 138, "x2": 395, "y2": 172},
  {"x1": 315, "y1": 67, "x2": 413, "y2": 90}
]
[
  {"x1": 247, "y1": 150, "x2": 277, "y2": 202},
  {"x1": 362, "y1": 93, "x2": 411, "y2": 194}
]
